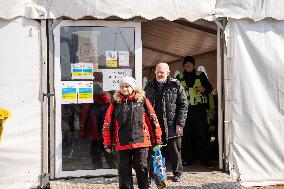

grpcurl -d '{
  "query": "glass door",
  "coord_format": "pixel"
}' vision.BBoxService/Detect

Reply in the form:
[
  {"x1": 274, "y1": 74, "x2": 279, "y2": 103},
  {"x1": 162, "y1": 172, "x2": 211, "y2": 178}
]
[{"x1": 53, "y1": 20, "x2": 142, "y2": 178}]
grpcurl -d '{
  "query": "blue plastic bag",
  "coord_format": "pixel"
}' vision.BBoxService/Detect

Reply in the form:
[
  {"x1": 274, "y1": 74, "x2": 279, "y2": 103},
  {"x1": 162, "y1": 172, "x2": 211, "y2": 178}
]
[{"x1": 153, "y1": 147, "x2": 167, "y2": 188}]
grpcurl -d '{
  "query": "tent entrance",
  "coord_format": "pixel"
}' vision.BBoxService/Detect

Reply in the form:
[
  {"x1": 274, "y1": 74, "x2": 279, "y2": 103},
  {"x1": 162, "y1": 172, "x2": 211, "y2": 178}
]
[
  {"x1": 48, "y1": 18, "x2": 227, "y2": 179},
  {"x1": 141, "y1": 19, "x2": 226, "y2": 169}
]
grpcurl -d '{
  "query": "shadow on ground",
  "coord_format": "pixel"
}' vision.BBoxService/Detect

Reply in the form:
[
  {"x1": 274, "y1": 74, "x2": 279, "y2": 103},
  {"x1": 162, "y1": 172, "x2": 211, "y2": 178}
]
[{"x1": 166, "y1": 182, "x2": 244, "y2": 189}]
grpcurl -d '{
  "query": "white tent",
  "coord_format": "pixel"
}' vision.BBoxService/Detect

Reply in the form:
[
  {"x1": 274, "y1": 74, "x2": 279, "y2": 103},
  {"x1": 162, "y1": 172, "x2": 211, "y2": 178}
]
[
  {"x1": 226, "y1": 18, "x2": 284, "y2": 185},
  {"x1": 1, "y1": 0, "x2": 284, "y2": 188},
  {"x1": 2, "y1": 0, "x2": 284, "y2": 21},
  {"x1": 0, "y1": 18, "x2": 42, "y2": 189}
]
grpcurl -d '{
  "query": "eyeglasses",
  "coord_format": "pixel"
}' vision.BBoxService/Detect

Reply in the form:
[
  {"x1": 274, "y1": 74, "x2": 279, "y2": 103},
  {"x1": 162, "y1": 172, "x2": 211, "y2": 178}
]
[{"x1": 155, "y1": 70, "x2": 168, "y2": 75}]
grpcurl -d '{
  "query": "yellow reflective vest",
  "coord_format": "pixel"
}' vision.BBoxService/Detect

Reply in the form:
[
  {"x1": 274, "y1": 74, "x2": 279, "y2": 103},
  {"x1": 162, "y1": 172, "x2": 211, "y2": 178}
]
[{"x1": 178, "y1": 71, "x2": 208, "y2": 106}]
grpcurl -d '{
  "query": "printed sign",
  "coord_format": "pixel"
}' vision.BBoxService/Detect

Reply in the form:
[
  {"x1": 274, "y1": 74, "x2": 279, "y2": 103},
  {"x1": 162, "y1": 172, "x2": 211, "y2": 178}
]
[
  {"x1": 101, "y1": 69, "x2": 132, "y2": 91},
  {"x1": 71, "y1": 63, "x2": 94, "y2": 80},
  {"x1": 106, "y1": 51, "x2": 118, "y2": 67},
  {"x1": 118, "y1": 51, "x2": 130, "y2": 66},
  {"x1": 61, "y1": 81, "x2": 78, "y2": 104},
  {"x1": 78, "y1": 81, "x2": 93, "y2": 103},
  {"x1": 61, "y1": 81, "x2": 93, "y2": 104}
]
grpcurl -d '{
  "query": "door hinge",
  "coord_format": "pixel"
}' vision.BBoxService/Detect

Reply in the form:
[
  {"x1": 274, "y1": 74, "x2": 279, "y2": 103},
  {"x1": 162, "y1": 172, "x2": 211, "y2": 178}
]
[{"x1": 43, "y1": 93, "x2": 55, "y2": 99}]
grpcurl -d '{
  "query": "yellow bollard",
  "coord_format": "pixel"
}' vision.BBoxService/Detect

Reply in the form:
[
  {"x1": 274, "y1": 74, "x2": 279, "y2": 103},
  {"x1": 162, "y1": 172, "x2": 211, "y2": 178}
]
[{"x1": 0, "y1": 108, "x2": 11, "y2": 143}]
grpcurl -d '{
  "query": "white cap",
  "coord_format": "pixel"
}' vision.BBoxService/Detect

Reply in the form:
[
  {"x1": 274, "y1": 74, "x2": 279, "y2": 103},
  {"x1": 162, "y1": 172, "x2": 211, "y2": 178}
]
[
  {"x1": 120, "y1": 76, "x2": 136, "y2": 89},
  {"x1": 197, "y1": 66, "x2": 208, "y2": 79}
]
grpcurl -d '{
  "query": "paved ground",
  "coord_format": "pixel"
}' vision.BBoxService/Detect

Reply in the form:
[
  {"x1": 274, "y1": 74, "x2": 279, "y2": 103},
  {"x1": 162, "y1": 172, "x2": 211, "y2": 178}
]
[
  {"x1": 50, "y1": 163, "x2": 246, "y2": 189},
  {"x1": 49, "y1": 161, "x2": 284, "y2": 189}
]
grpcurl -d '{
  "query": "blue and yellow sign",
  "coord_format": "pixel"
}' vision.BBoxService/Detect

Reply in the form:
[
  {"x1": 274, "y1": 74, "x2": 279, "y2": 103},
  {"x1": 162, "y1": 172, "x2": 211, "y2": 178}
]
[
  {"x1": 82, "y1": 68, "x2": 93, "y2": 76},
  {"x1": 78, "y1": 88, "x2": 93, "y2": 100},
  {"x1": 62, "y1": 88, "x2": 77, "y2": 100},
  {"x1": 71, "y1": 68, "x2": 83, "y2": 77}
]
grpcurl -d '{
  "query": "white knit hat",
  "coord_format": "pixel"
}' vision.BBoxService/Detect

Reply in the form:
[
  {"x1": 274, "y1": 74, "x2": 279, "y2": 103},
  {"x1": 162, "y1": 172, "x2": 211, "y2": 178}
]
[{"x1": 120, "y1": 76, "x2": 136, "y2": 89}]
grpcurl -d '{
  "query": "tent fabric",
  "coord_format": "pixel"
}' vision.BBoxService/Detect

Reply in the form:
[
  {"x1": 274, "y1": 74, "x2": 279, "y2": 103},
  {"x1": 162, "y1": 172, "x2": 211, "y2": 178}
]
[
  {"x1": 0, "y1": 17, "x2": 42, "y2": 189},
  {"x1": 229, "y1": 19, "x2": 284, "y2": 182},
  {"x1": 0, "y1": 0, "x2": 215, "y2": 21},
  {"x1": 1, "y1": 0, "x2": 284, "y2": 21},
  {"x1": 215, "y1": 1, "x2": 284, "y2": 21}
]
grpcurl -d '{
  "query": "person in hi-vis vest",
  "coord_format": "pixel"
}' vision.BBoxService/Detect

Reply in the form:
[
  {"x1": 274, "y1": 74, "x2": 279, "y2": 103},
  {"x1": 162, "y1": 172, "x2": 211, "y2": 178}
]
[{"x1": 176, "y1": 56, "x2": 213, "y2": 167}]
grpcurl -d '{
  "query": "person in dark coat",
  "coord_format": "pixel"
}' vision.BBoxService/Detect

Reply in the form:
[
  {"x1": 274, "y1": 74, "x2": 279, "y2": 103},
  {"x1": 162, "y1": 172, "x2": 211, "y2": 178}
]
[
  {"x1": 103, "y1": 76, "x2": 162, "y2": 189},
  {"x1": 145, "y1": 62, "x2": 188, "y2": 182},
  {"x1": 176, "y1": 56, "x2": 213, "y2": 167}
]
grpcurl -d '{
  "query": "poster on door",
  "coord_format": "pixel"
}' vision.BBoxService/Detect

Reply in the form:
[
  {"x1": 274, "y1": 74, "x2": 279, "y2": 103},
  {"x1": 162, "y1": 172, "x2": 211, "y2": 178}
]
[
  {"x1": 106, "y1": 51, "x2": 118, "y2": 67},
  {"x1": 118, "y1": 51, "x2": 129, "y2": 66},
  {"x1": 78, "y1": 81, "x2": 93, "y2": 103},
  {"x1": 61, "y1": 81, "x2": 78, "y2": 104},
  {"x1": 101, "y1": 69, "x2": 132, "y2": 91},
  {"x1": 71, "y1": 63, "x2": 94, "y2": 80},
  {"x1": 61, "y1": 81, "x2": 93, "y2": 104}
]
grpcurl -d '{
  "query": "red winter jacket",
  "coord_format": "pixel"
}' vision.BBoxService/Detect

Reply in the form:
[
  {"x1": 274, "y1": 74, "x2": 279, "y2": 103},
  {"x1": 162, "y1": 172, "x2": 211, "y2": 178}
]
[
  {"x1": 80, "y1": 92, "x2": 111, "y2": 141},
  {"x1": 102, "y1": 89, "x2": 162, "y2": 151}
]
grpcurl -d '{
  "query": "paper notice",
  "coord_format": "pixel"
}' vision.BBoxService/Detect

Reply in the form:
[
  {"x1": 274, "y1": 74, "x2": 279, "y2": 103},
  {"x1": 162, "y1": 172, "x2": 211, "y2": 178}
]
[
  {"x1": 78, "y1": 81, "x2": 93, "y2": 103},
  {"x1": 106, "y1": 51, "x2": 118, "y2": 67},
  {"x1": 101, "y1": 69, "x2": 132, "y2": 91},
  {"x1": 71, "y1": 63, "x2": 94, "y2": 80},
  {"x1": 61, "y1": 81, "x2": 78, "y2": 104},
  {"x1": 118, "y1": 51, "x2": 129, "y2": 66}
]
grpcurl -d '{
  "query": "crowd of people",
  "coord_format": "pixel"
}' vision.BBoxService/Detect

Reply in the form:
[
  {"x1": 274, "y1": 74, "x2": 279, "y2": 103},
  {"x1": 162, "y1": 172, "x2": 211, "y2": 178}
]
[{"x1": 71, "y1": 56, "x2": 218, "y2": 189}]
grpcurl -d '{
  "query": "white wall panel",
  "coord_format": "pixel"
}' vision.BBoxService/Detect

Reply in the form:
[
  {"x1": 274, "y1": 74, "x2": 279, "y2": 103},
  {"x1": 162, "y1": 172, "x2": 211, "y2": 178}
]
[
  {"x1": 229, "y1": 19, "x2": 284, "y2": 182},
  {"x1": 0, "y1": 17, "x2": 41, "y2": 189}
]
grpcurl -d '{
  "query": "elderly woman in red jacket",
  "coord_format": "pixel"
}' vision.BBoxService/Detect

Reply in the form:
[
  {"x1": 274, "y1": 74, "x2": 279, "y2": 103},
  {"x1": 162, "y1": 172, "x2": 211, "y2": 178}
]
[{"x1": 102, "y1": 76, "x2": 162, "y2": 189}]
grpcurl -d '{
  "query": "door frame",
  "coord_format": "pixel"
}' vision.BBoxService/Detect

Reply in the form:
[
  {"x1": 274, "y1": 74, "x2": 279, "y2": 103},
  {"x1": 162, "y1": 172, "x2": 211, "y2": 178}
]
[
  {"x1": 216, "y1": 18, "x2": 229, "y2": 170},
  {"x1": 50, "y1": 19, "x2": 142, "y2": 178}
]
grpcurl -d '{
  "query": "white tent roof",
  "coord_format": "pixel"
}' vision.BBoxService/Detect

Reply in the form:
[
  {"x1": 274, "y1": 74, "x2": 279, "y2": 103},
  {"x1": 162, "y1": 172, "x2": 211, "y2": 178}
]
[{"x1": 1, "y1": 0, "x2": 284, "y2": 21}]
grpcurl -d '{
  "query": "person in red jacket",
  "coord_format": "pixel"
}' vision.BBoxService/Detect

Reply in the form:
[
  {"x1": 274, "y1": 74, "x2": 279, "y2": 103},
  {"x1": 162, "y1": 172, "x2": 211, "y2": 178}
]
[
  {"x1": 81, "y1": 91, "x2": 117, "y2": 169},
  {"x1": 103, "y1": 76, "x2": 162, "y2": 189}
]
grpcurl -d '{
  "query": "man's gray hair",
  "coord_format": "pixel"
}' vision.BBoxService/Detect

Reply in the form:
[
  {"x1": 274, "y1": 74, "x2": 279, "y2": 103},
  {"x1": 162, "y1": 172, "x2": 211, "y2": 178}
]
[{"x1": 156, "y1": 62, "x2": 170, "y2": 72}]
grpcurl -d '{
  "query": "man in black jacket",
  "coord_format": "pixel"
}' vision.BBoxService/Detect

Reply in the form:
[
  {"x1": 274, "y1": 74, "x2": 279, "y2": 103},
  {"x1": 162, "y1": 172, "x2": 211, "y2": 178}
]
[
  {"x1": 176, "y1": 56, "x2": 213, "y2": 167},
  {"x1": 145, "y1": 62, "x2": 188, "y2": 182}
]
